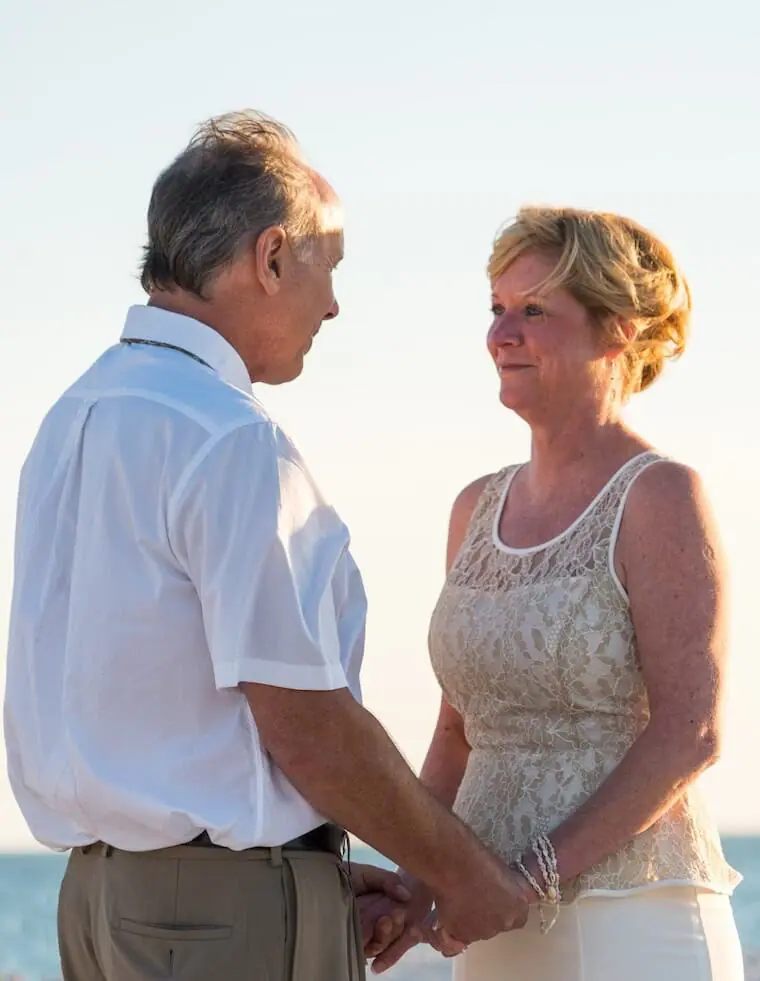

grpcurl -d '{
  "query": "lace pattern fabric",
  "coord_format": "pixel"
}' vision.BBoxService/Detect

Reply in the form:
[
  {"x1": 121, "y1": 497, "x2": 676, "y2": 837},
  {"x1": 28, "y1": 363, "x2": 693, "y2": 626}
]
[{"x1": 428, "y1": 453, "x2": 740, "y2": 900}]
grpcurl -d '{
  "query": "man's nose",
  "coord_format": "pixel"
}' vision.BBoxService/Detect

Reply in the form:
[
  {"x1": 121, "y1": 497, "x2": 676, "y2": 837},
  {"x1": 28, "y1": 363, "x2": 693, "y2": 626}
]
[{"x1": 324, "y1": 299, "x2": 340, "y2": 321}]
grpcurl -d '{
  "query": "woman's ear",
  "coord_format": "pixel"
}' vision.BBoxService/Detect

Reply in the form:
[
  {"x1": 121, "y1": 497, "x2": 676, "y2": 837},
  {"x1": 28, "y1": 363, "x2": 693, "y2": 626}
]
[
  {"x1": 603, "y1": 317, "x2": 636, "y2": 361},
  {"x1": 619, "y1": 319, "x2": 637, "y2": 343}
]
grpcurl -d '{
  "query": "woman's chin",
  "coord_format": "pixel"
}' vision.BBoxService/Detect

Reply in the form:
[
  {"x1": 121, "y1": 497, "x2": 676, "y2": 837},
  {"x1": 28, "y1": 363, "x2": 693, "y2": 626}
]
[{"x1": 498, "y1": 382, "x2": 530, "y2": 413}]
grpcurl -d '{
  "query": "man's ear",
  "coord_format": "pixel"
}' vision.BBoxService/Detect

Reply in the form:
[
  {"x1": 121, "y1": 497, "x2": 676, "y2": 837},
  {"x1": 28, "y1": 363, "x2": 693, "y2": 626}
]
[{"x1": 255, "y1": 226, "x2": 287, "y2": 296}]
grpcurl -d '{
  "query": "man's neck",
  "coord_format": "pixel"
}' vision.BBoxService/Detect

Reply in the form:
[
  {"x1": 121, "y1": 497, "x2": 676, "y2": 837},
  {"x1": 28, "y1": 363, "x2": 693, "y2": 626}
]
[{"x1": 147, "y1": 290, "x2": 255, "y2": 380}]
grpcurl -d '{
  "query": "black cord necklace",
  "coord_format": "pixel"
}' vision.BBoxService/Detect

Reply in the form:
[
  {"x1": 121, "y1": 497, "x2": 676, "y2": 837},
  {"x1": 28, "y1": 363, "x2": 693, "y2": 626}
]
[{"x1": 120, "y1": 337, "x2": 211, "y2": 370}]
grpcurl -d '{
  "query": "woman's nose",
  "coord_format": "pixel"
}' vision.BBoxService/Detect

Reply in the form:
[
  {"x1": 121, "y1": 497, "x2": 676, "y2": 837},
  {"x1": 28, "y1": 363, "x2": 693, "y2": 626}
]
[{"x1": 488, "y1": 313, "x2": 522, "y2": 347}]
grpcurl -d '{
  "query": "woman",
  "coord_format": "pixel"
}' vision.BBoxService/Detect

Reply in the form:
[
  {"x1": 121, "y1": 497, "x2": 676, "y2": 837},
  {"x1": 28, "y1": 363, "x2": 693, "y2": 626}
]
[{"x1": 372, "y1": 207, "x2": 743, "y2": 980}]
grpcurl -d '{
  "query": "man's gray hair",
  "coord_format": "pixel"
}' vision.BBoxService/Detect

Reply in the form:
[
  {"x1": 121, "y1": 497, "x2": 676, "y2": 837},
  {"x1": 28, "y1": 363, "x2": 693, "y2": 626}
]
[{"x1": 139, "y1": 110, "x2": 324, "y2": 298}]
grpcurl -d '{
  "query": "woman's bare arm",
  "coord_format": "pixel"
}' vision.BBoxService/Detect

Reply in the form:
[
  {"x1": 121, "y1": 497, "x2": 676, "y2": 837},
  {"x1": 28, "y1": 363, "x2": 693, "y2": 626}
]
[
  {"x1": 526, "y1": 461, "x2": 729, "y2": 885},
  {"x1": 370, "y1": 476, "x2": 491, "y2": 972},
  {"x1": 419, "y1": 473, "x2": 492, "y2": 804},
  {"x1": 419, "y1": 697, "x2": 470, "y2": 808}
]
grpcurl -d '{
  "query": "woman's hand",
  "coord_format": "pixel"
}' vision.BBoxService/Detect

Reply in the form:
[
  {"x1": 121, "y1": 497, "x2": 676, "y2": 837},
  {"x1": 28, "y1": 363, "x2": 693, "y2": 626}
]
[
  {"x1": 366, "y1": 875, "x2": 435, "y2": 974},
  {"x1": 344, "y1": 862, "x2": 412, "y2": 961}
]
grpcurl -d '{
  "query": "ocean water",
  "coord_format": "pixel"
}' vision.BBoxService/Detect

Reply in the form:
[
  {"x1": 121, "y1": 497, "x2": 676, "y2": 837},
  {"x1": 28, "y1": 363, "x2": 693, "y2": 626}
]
[{"x1": 0, "y1": 837, "x2": 757, "y2": 980}]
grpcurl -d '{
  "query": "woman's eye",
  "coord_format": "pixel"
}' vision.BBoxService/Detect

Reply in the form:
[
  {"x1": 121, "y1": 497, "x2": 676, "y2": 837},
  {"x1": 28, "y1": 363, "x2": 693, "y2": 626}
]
[
  {"x1": 524, "y1": 304, "x2": 544, "y2": 317},
  {"x1": 491, "y1": 304, "x2": 505, "y2": 317}
]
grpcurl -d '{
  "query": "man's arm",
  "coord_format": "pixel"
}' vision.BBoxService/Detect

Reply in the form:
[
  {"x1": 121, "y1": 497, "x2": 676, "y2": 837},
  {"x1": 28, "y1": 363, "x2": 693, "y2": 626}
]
[
  {"x1": 173, "y1": 429, "x2": 528, "y2": 946},
  {"x1": 244, "y1": 683, "x2": 482, "y2": 894},
  {"x1": 243, "y1": 473, "x2": 489, "y2": 890}
]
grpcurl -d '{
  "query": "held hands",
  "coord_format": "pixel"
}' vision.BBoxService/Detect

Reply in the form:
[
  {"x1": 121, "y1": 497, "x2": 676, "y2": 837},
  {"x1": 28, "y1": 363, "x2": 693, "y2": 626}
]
[
  {"x1": 347, "y1": 854, "x2": 535, "y2": 973},
  {"x1": 364, "y1": 858, "x2": 534, "y2": 973},
  {"x1": 367, "y1": 883, "x2": 473, "y2": 974},
  {"x1": 343, "y1": 863, "x2": 414, "y2": 962},
  {"x1": 364, "y1": 875, "x2": 435, "y2": 974},
  {"x1": 432, "y1": 856, "x2": 534, "y2": 950},
  {"x1": 345, "y1": 864, "x2": 439, "y2": 973}
]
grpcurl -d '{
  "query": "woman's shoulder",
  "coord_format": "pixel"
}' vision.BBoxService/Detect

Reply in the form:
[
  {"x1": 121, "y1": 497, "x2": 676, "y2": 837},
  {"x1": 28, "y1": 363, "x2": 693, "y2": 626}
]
[
  {"x1": 620, "y1": 456, "x2": 720, "y2": 556},
  {"x1": 447, "y1": 467, "x2": 520, "y2": 559},
  {"x1": 452, "y1": 473, "x2": 496, "y2": 517},
  {"x1": 450, "y1": 465, "x2": 520, "y2": 525},
  {"x1": 624, "y1": 456, "x2": 705, "y2": 517}
]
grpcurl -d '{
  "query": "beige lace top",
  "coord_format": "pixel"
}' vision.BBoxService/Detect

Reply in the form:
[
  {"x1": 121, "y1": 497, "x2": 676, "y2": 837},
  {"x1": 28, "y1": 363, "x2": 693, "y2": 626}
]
[{"x1": 429, "y1": 452, "x2": 740, "y2": 901}]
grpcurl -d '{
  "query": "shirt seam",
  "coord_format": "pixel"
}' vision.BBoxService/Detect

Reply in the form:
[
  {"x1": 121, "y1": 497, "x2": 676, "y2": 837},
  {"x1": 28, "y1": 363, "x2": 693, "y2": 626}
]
[
  {"x1": 19, "y1": 398, "x2": 97, "y2": 532},
  {"x1": 165, "y1": 419, "x2": 276, "y2": 533},
  {"x1": 60, "y1": 386, "x2": 261, "y2": 436}
]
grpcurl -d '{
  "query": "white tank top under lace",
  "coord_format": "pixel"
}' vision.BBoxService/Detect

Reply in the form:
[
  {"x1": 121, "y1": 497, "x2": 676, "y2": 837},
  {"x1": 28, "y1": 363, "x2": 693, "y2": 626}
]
[{"x1": 429, "y1": 451, "x2": 740, "y2": 901}]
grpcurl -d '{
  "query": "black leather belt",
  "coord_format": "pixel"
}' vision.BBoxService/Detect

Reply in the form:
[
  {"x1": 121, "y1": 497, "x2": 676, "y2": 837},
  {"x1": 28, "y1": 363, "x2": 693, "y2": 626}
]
[
  {"x1": 187, "y1": 823, "x2": 346, "y2": 856},
  {"x1": 79, "y1": 823, "x2": 346, "y2": 858}
]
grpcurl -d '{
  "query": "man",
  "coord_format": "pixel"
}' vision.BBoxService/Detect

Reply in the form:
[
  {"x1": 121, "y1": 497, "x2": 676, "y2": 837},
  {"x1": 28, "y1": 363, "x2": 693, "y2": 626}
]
[{"x1": 4, "y1": 111, "x2": 530, "y2": 981}]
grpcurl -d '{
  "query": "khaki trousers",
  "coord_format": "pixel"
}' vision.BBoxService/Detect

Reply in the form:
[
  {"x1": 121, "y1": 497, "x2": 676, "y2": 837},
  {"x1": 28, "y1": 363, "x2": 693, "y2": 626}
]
[{"x1": 58, "y1": 841, "x2": 365, "y2": 981}]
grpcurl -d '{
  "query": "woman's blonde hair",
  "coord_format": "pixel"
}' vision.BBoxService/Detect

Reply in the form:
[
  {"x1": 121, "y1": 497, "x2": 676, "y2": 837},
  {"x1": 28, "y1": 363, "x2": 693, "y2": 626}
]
[{"x1": 488, "y1": 206, "x2": 691, "y2": 396}]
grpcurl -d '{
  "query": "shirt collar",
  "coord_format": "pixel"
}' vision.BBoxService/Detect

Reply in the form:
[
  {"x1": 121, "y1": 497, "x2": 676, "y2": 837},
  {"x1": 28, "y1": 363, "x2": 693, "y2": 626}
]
[{"x1": 120, "y1": 305, "x2": 252, "y2": 393}]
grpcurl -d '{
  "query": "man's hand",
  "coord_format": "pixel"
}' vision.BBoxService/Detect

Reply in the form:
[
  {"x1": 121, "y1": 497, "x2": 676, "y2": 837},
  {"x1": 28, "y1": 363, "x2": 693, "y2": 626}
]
[
  {"x1": 433, "y1": 855, "x2": 532, "y2": 947},
  {"x1": 345, "y1": 862, "x2": 411, "y2": 901},
  {"x1": 343, "y1": 863, "x2": 411, "y2": 959}
]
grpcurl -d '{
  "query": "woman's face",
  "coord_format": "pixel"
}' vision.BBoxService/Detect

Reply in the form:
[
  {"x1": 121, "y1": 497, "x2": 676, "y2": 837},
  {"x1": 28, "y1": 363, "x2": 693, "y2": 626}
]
[{"x1": 487, "y1": 250, "x2": 615, "y2": 423}]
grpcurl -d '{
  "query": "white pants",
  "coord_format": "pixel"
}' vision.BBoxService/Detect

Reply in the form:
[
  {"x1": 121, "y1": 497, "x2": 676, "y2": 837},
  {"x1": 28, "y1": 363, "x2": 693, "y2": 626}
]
[{"x1": 452, "y1": 887, "x2": 744, "y2": 981}]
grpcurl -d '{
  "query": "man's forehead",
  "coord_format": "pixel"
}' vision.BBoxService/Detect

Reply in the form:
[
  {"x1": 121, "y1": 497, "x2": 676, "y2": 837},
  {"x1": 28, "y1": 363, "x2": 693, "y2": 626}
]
[
  {"x1": 320, "y1": 196, "x2": 344, "y2": 236},
  {"x1": 304, "y1": 164, "x2": 343, "y2": 259},
  {"x1": 319, "y1": 199, "x2": 344, "y2": 263},
  {"x1": 323, "y1": 228, "x2": 344, "y2": 266}
]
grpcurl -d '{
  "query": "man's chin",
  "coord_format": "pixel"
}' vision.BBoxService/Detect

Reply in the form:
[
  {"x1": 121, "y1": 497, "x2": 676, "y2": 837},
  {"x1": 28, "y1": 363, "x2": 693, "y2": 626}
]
[{"x1": 260, "y1": 356, "x2": 305, "y2": 386}]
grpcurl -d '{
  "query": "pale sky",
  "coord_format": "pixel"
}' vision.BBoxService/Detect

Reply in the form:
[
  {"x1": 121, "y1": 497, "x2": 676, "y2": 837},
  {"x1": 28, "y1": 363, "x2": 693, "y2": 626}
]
[{"x1": 1, "y1": 0, "x2": 759, "y2": 849}]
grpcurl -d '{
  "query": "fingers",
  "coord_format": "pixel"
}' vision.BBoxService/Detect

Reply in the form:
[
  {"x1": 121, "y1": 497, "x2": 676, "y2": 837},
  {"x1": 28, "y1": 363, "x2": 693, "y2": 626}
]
[
  {"x1": 357, "y1": 895, "x2": 381, "y2": 946},
  {"x1": 427, "y1": 922, "x2": 467, "y2": 958},
  {"x1": 357, "y1": 893, "x2": 408, "y2": 956},
  {"x1": 515, "y1": 906, "x2": 529, "y2": 930},
  {"x1": 357, "y1": 895, "x2": 398, "y2": 946},
  {"x1": 350, "y1": 863, "x2": 412, "y2": 901},
  {"x1": 364, "y1": 908, "x2": 405, "y2": 958},
  {"x1": 369, "y1": 925, "x2": 423, "y2": 975}
]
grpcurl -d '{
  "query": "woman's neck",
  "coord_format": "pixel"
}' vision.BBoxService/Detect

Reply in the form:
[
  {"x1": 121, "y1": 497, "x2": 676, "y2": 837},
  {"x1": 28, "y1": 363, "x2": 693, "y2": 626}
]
[{"x1": 525, "y1": 412, "x2": 645, "y2": 499}]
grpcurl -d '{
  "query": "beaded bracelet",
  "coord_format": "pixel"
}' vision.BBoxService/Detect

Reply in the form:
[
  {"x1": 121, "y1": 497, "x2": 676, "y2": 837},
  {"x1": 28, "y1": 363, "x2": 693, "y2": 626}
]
[
  {"x1": 514, "y1": 834, "x2": 562, "y2": 935},
  {"x1": 533, "y1": 834, "x2": 561, "y2": 906},
  {"x1": 515, "y1": 857, "x2": 547, "y2": 902}
]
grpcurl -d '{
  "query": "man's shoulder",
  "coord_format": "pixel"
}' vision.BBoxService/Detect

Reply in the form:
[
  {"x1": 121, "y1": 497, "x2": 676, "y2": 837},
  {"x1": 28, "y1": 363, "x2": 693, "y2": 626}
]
[
  {"x1": 61, "y1": 344, "x2": 273, "y2": 439},
  {"x1": 22, "y1": 350, "x2": 282, "y2": 500}
]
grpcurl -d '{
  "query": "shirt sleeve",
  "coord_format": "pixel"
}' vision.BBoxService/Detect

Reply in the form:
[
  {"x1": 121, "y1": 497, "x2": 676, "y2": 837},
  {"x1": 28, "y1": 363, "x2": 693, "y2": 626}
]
[
  {"x1": 168, "y1": 421, "x2": 351, "y2": 692},
  {"x1": 332, "y1": 548, "x2": 367, "y2": 703}
]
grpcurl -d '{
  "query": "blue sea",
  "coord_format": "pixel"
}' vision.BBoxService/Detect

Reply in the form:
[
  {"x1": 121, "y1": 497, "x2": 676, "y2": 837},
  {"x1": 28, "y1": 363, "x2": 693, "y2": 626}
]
[{"x1": 1, "y1": 838, "x2": 758, "y2": 980}]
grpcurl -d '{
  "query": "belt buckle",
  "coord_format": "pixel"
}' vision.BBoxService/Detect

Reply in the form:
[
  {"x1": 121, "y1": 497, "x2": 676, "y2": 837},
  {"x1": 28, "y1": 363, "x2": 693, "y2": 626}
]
[
  {"x1": 323, "y1": 823, "x2": 347, "y2": 857},
  {"x1": 80, "y1": 842, "x2": 113, "y2": 857}
]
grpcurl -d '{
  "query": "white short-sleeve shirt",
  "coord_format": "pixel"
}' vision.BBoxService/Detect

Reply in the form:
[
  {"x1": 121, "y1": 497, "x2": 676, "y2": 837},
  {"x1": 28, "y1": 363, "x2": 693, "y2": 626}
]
[{"x1": 3, "y1": 305, "x2": 367, "y2": 851}]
